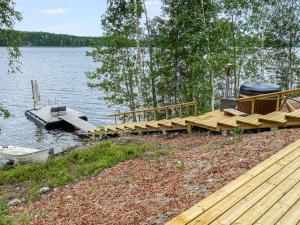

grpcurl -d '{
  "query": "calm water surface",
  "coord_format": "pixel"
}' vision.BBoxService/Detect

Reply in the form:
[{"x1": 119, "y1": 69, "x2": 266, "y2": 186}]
[{"x1": 0, "y1": 47, "x2": 118, "y2": 154}]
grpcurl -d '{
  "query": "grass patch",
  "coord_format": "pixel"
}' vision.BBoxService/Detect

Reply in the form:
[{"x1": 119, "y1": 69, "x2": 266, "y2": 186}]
[
  {"x1": 0, "y1": 141, "x2": 157, "y2": 191},
  {"x1": 0, "y1": 201, "x2": 11, "y2": 225}
]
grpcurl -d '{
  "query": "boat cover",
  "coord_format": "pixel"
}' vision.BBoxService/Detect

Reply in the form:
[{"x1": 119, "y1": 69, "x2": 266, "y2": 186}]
[{"x1": 240, "y1": 82, "x2": 281, "y2": 94}]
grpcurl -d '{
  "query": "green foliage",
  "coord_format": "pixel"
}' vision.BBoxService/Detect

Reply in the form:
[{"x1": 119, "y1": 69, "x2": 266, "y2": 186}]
[
  {"x1": 231, "y1": 127, "x2": 244, "y2": 143},
  {"x1": 0, "y1": 141, "x2": 157, "y2": 189},
  {"x1": 88, "y1": 0, "x2": 300, "y2": 112},
  {"x1": 0, "y1": 201, "x2": 11, "y2": 225},
  {"x1": 0, "y1": 0, "x2": 22, "y2": 74},
  {"x1": 87, "y1": 0, "x2": 144, "y2": 111}
]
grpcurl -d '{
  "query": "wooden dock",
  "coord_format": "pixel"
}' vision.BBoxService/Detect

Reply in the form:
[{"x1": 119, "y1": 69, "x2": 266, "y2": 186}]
[{"x1": 166, "y1": 139, "x2": 300, "y2": 225}]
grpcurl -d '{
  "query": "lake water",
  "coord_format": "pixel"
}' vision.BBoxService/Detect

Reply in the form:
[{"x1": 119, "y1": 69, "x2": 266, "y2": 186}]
[{"x1": 0, "y1": 47, "x2": 119, "y2": 154}]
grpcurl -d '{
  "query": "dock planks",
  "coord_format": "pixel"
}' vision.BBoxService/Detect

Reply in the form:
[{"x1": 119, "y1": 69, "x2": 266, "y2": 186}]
[
  {"x1": 166, "y1": 139, "x2": 300, "y2": 225},
  {"x1": 59, "y1": 114, "x2": 97, "y2": 133}
]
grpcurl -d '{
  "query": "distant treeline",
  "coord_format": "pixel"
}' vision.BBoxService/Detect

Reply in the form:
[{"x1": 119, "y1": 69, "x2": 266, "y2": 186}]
[{"x1": 0, "y1": 31, "x2": 107, "y2": 47}]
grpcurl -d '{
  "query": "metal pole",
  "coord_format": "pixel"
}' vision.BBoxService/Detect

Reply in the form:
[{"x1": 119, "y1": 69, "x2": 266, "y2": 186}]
[{"x1": 225, "y1": 64, "x2": 232, "y2": 99}]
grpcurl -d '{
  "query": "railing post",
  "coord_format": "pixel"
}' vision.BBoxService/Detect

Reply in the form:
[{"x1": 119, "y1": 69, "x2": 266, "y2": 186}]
[
  {"x1": 276, "y1": 95, "x2": 280, "y2": 111},
  {"x1": 154, "y1": 109, "x2": 157, "y2": 121},
  {"x1": 179, "y1": 105, "x2": 183, "y2": 118},
  {"x1": 115, "y1": 115, "x2": 117, "y2": 125},
  {"x1": 251, "y1": 100, "x2": 255, "y2": 114},
  {"x1": 143, "y1": 110, "x2": 146, "y2": 121},
  {"x1": 194, "y1": 103, "x2": 197, "y2": 116},
  {"x1": 166, "y1": 107, "x2": 169, "y2": 119}
]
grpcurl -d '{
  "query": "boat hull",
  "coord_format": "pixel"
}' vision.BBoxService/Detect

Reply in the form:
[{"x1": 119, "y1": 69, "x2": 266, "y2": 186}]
[{"x1": 0, "y1": 146, "x2": 50, "y2": 163}]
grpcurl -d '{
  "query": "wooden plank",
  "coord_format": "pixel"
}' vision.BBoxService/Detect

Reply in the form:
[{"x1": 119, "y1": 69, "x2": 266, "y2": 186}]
[
  {"x1": 254, "y1": 181, "x2": 300, "y2": 225},
  {"x1": 286, "y1": 109, "x2": 300, "y2": 121},
  {"x1": 211, "y1": 165, "x2": 300, "y2": 225},
  {"x1": 186, "y1": 111, "x2": 228, "y2": 131},
  {"x1": 124, "y1": 123, "x2": 136, "y2": 130},
  {"x1": 59, "y1": 115, "x2": 97, "y2": 133},
  {"x1": 171, "y1": 117, "x2": 193, "y2": 127},
  {"x1": 236, "y1": 114, "x2": 262, "y2": 127},
  {"x1": 135, "y1": 122, "x2": 147, "y2": 129},
  {"x1": 189, "y1": 151, "x2": 300, "y2": 225},
  {"x1": 217, "y1": 116, "x2": 241, "y2": 129},
  {"x1": 224, "y1": 108, "x2": 248, "y2": 116},
  {"x1": 258, "y1": 111, "x2": 287, "y2": 124},
  {"x1": 275, "y1": 196, "x2": 300, "y2": 225},
  {"x1": 166, "y1": 140, "x2": 300, "y2": 225},
  {"x1": 157, "y1": 120, "x2": 173, "y2": 128}
]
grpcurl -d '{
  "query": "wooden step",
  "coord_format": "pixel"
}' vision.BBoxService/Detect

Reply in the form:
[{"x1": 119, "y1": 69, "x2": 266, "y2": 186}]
[
  {"x1": 259, "y1": 111, "x2": 287, "y2": 125},
  {"x1": 186, "y1": 111, "x2": 229, "y2": 131},
  {"x1": 286, "y1": 109, "x2": 300, "y2": 121},
  {"x1": 217, "y1": 116, "x2": 242, "y2": 129},
  {"x1": 135, "y1": 122, "x2": 147, "y2": 129},
  {"x1": 224, "y1": 108, "x2": 248, "y2": 116},
  {"x1": 236, "y1": 114, "x2": 263, "y2": 127},
  {"x1": 124, "y1": 123, "x2": 136, "y2": 130}
]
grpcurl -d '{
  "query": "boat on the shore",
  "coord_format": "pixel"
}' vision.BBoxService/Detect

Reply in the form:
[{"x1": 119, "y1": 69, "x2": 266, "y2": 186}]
[{"x1": 0, "y1": 146, "x2": 51, "y2": 164}]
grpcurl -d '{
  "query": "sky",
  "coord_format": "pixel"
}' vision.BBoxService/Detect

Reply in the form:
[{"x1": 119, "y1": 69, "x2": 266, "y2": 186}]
[{"x1": 14, "y1": 0, "x2": 162, "y2": 37}]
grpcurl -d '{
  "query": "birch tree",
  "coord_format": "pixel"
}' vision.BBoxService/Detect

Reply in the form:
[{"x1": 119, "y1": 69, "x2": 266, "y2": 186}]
[{"x1": 0, "y1": 0, "x2": 22, "y2": 118}]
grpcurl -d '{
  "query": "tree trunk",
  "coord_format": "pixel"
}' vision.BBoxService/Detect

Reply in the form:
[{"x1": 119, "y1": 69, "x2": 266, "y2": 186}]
[
  {"x1": 143, "y1": 0, "x2": 158, "y2": 108},
  {"x1": 201, "y1": 0, "x2": 214, "y2": 110}
]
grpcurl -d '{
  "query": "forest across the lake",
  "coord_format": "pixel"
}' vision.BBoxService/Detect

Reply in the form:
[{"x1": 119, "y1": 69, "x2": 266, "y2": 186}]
[{"x1": 0, "y1": 31, "x2": 107, "y2": 47}]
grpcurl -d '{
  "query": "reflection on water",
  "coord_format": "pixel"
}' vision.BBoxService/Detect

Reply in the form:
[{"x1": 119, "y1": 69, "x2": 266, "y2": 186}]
[{"x1": 0, "y1": 47, "x2": 120, "y2": 154}]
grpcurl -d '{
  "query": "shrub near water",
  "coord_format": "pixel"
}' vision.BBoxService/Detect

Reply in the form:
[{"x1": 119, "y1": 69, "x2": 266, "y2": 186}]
[{"x1": 0, "y1": 141, "x2": 157, "y2": 188}]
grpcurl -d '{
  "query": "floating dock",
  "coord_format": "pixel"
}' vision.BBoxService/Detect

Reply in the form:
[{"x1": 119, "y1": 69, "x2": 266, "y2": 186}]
[{"x1": 25, "y1": 106, "x2": 96, "y2": 133}]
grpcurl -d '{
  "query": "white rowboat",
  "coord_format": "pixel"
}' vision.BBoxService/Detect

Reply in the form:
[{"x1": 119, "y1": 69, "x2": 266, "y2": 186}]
[{"x1": 0, "y1": 146, "x2": 50, "y2": 164}]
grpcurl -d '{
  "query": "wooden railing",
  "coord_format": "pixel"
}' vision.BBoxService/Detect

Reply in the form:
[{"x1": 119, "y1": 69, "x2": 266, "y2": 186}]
[
  {"x1": 108, "y1": 101, "x2": 198, "y2": 124},
  {"x1": 237, "y1": 88, "x2": 300, "y2": 114}
]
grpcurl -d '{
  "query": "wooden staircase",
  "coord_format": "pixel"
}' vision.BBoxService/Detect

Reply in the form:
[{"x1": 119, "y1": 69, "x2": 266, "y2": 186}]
[{"x1": 103, "y1": 109, "x2": 300, "y2": 135}]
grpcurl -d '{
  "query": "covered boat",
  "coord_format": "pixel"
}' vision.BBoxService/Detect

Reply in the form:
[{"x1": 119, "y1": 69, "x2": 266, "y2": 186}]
[{"x1": 0, "y1": 146, "x2": 51, "y2": 164}]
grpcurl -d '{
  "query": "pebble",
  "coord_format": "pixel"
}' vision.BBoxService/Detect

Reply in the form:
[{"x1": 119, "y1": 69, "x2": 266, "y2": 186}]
[
  {"x1": 8, "y1": 198, "x2": 25, "y2": 207},
  {"x1": 38, "y1": 187, "x2": 50, "y2": 194},
  {"x1": 65, "y1": 195, "x2": 73, "y2": 201}
]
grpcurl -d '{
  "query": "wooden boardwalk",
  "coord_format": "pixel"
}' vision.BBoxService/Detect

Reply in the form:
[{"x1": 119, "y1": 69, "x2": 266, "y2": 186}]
[
  {"x1": 166, "y1": 139, "x2": 300, "y2": 225},
  {"x1": 59, "y1": 115, "x2": 97, "y2": 133},
  {"x1": 104, "y1": 109, "x2": 300, "y2": 135}
]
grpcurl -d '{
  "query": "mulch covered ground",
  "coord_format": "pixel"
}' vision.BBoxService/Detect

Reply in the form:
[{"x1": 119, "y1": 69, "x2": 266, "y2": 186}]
[{"x1": 9, "y1": 128, "x2": 300, "y2": 225}]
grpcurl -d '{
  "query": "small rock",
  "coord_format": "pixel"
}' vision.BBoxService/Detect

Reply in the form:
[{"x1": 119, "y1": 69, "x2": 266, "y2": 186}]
[
  {"x1": 65, "y1": 195, "x2": 73, "y2": 201},
  {"x1": 38, "y1": 187, "x2": 50, "y2": 194},
  {"x1": 53, "y1": 188, "x2": 58, "y2": 192},
  {"x1": 8, "y1": 198, "x2": 25, "y2": 207}
]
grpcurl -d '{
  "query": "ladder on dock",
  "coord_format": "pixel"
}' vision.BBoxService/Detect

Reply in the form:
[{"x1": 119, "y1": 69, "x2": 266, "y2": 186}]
[{"x1": 59, "y1": 115, "x2": 97, "y2": 133}]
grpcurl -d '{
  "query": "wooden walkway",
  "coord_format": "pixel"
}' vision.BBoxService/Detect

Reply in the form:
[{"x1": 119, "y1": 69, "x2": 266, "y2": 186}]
[
  {"x1": 166, "y1": 139, "x2": 300, "y2": 225},
  {"x1": 103, "y1": 109, "x2": 300, "y2": 135},
  {"x1": 59, "y1": 115, "x2": 97, "y2": 133}
]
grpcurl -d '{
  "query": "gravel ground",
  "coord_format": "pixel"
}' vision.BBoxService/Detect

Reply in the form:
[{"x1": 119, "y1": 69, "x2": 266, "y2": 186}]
[{"x1": 9, "y1": 128, "x2": 300, "y2": 225}]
